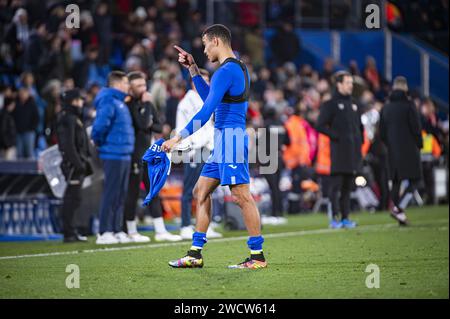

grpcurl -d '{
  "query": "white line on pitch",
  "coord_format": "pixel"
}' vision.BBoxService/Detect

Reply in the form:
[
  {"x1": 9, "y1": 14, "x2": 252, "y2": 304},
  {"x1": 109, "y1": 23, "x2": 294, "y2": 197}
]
[{"x1": 0, "y1": 220, "x2": 447, "y2": 261}]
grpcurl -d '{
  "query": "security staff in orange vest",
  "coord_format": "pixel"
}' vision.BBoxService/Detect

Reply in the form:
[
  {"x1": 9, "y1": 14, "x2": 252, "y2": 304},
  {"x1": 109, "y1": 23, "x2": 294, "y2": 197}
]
[
  {"x1": 283, "y1": 104, "x2": 312, "y2": 214},
  {"x1": 420, "y1": 129, "x2": 442, "y2": 204}
]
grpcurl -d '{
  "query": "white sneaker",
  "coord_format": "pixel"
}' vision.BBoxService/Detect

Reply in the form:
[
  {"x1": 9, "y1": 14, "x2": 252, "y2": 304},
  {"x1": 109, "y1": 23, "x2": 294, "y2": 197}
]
[
  {"x1": 261, "y1": 216, "x2": 277, "y2": 225},
  {"x1": 143, "y1": 216, "x2": 153, "y2": 225},
  {"x1": 128, "y1": 232, "x2": 151, "y2": 243},
  {"x1": 180, "y1": 226, "x2": 194, "y2": 240},
  {"x1": 155, "y1": 232, "x2": 183, "y2": 242},
  {"x1": 274, "y1": 217, "x2": 288, "y2": 225},
  {"x1": 115, "y1": 231, "x2": 132, "y2": 244},
  {"x1": 96, "y1": 232, "x2": 119, "y2": 245},
  {"x1": 206, "y1": 226, "x2": 223, "y2": 238}
]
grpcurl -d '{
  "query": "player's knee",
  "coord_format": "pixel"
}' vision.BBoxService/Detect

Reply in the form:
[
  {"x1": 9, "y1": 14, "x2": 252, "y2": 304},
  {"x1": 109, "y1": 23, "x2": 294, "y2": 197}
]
[
  {"x1": 231, "y1": 190, "x2": 252, "y2": 207},
  {"x1": 196, "y1": 190, "x2": 210, "y2": 205}
]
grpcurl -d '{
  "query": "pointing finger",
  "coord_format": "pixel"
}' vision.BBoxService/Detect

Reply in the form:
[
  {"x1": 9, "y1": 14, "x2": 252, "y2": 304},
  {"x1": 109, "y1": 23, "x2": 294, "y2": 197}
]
[{"x1": 174, "y1": 45, "x2": 187, "y2": 55}]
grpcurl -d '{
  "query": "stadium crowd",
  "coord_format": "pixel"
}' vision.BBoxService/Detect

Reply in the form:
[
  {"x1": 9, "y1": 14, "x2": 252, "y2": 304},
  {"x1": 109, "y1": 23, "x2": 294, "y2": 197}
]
[{"x1": 0, "y1": 1, "x2": 448, "y2": 231}]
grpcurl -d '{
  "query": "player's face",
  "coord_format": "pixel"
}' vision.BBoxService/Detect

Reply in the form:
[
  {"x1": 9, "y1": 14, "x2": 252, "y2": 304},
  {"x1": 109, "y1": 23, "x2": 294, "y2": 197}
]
[
  {"x1": 117, "y1": 77, "x2": 130, "y2": 94},
  {"x1": 72, "y1": 98, "x2": 84, "y2": 108},
  {"x1": 129, "y1": 78, "x2": 147, "y2": 98},
  {"x1": 338, "y1": 75, "x2": 354, "y2": 96},
  {"x1": 202, "y1": 35, "x2": 218, "y2": 63}
]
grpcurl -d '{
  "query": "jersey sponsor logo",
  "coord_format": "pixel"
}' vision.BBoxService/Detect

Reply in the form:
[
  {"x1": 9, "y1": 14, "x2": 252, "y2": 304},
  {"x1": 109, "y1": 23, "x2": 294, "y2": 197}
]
[
  {"x1": 228, "y1": 164, "x2": 238, "y2": 169},
  {"x1": 338, "y1": 103, "x2": 344, "y2": 110}
]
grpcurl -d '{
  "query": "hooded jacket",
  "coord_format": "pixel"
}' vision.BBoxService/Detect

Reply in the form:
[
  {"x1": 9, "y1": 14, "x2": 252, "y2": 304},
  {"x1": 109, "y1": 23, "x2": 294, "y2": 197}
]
[{"x1": 92, "y1": 87, "x2": 135, "y2": 160}]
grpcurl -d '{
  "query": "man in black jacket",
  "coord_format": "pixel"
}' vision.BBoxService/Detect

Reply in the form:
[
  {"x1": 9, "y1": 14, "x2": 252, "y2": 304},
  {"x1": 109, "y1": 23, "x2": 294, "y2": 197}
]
[
  {"x1": 123, "y1": 71, "x2": 182, "y2": 242},
  {"x1": 56, "y1": 89, "x2": 93, "y2": 243},
  {"x1": 379, "y1": 76, "x2": 423, "y2": 226},
  {"x1": 316, "y1": 71, "x2": 364, "y2": 229},
  {"x1": 12, "y1": 86, "x2": 39, "y2": 159}
]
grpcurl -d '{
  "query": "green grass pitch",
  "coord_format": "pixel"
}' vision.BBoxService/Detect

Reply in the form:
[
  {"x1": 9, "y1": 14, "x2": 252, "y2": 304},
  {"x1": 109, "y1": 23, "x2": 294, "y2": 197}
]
[{"x1": 0, "y1": 206, "x2": 448, "y2": 299}]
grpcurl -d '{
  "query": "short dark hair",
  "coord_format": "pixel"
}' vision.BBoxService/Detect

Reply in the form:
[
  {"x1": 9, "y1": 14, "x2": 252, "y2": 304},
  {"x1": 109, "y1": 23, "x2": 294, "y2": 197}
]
[
  {"x1": 201, "y1": 24, "x2": 232, "y2": 46},
  {"x1": 127, "y1": 71, "x2": 147, "y2": 82},
  {"x1": 333, "y1": 70, "x2": 352, "y2": 84},
  {"x1": 108, "y1": 71, "x2": 127, "y2": 87}
]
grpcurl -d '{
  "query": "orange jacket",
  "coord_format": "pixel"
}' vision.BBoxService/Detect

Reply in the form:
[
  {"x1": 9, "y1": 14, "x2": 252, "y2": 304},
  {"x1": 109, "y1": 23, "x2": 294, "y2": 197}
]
[
  {"x1": 315, "y1": 133, "x2": 331, "y2": 175},
  {"x1": 361, "y1": 130, "x2": 371, "y2": 158},
  {"x1": 315, "y1": 130, "x2": 371, "y2": 176},
  {"x1": 283, "y1": 115, "x2": 311, "y2": 169}
]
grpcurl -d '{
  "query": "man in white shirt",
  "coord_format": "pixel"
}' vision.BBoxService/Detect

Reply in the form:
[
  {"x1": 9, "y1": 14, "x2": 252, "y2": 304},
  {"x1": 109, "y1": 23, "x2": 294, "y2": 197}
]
[{"x1": 176, "y1": 68, "x2": 222, "y2": 239}]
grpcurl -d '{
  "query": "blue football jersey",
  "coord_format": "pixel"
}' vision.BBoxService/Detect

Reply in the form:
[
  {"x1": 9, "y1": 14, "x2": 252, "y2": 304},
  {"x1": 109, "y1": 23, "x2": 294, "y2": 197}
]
[{"x1": 142, "y1": 138, "x2": 171, "y2": 206}]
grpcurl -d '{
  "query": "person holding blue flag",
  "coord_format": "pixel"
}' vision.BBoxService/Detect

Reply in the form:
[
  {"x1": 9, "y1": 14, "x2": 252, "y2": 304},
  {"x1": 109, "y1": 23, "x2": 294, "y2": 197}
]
[{"x1": 162, "y1": 24, "x2": 267, "y2": 269}]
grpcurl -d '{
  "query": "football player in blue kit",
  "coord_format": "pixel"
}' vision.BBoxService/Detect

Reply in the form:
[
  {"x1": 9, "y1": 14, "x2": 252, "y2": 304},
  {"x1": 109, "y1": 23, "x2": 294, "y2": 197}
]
[{"x1": 162, "y1": 24, "x2": 266, "y2": 269}]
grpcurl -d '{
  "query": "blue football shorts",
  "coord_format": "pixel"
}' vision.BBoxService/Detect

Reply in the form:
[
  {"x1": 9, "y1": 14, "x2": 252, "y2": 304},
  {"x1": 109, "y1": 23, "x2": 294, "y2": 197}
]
[{"x1": 200, "y1": 127, "x2": 250, "y2": 186}]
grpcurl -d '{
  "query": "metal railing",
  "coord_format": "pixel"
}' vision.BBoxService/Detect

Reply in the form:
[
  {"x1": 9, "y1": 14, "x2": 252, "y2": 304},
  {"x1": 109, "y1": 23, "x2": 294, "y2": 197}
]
[{"x1": 205, "y1": 0, "x2": 386, "y2": 30}]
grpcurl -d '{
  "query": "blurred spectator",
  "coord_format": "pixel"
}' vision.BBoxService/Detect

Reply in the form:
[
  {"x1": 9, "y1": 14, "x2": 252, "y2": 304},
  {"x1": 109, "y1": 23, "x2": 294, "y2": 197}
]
[
  {"x1": 93, "y1": 2, "x2": 112, "y2": 65},
  {"x1": 270, "y1": 22, "x2": 300, "y2": 66},
  {"x1": 420, "y1": 98, "x2": 444, "y2": 142},
  {"x1": 420, "y1": 127, "x2": 442, "y2": 205},
  {"x1": 73, "y1": 45, "x2": 110, "y2": 89},
  {"x1": 0, "y1": 95, "x2": 17, "y2": 159},
  {"x1": 22, "y1": 20, "x2": 47, "y2": 86},
  {"x1": 74, "y1": 10, "x2": 96, "y2": 55},
  {"x1": 165, "y1": 82, "x2": 185, "y2": 132},
  {"x1": 364, "y1": 102, "x2": 390, "y2": 211},
  {"x1": 283, "y1": 102, "x2": 312, "y2": 214},
  {"x1": 19, "y1": 71, "x2": 47, "y2": 152},
  {"x1": 56, "y1": 88, "x2": 92, "y2": 243},
  {"x1": 364, "y1": 56, "x2": 381, "y2": 93},
  {"x1": 244, "y1": 27, "x2": 264, "y2": 69},
  {"x1": 4, "y1": 8, "x2": 29, "y2": 68},
  {"x1": 261, "y1": 107, "x2": 288, "y2": 223},
  {"x1": 349, "y1": 60, "x2": 360, "y2": 76},
  {"x1": 379, "y1": 76, "x2": 423, "y2": 225},
  {"x1": 92, "y1": 71, "x2": 134, "y2": 245},
  {"x1": 316, "y1": 71, "x2": 363, "y2": 228},
  {"x1": 320, "y1": 58, "x2": 335, "y2": 83},
  {"x1": 12, "y1": 85, "x2": 39, "y2": 159},
  {"x1": 149, "y1": 69, "x2": 169, "y2": 114},
  {"x1": 41, "y1": 79, "x2": 62, "y2": 146}
]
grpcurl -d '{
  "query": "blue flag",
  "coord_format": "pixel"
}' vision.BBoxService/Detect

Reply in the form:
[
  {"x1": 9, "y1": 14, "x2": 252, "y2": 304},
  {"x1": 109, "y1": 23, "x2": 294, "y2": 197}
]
[{"x1": 142, "y1": 138, "x2": 171, "y2": 206}]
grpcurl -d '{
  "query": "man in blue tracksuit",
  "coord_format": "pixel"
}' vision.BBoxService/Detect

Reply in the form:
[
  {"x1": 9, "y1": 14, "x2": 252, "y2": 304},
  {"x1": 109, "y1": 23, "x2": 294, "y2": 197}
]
[{"x1": 92, "y1": 71, "x2": 135, "y2": 245}]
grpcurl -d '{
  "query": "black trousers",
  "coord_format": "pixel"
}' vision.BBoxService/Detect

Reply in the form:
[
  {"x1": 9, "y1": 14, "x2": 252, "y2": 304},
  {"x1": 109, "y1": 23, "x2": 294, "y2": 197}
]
[
  {"x1": 421, "y1": 161, "x2": 435, "y2": 204},
  {"x1": 370, "y1": 160, "x2": 390, "y2": 211},
  {"x1": 123, "y1": 162, "x2": 162, "y2": 232},
  {"x1": 288, "y1": 165, "x2": 310, "y2": 214},
  {"x1": 264, "y1": 168, "x2": 283, "y2": 217},
  {"x1": 61, "y1": 183, "x2": 82, "y2": 238},
  {"x1": 391, "y1": 177, "x2": 420, "y2": 210},
  {"x1": 329, "y1": 173, "x2": 355, "y2": 220}
]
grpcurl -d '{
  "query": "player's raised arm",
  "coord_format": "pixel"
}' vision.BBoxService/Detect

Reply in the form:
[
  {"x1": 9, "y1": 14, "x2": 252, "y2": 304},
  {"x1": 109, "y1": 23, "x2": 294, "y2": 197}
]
[
  {"x1": 161, "y1": 68, "x2": 231, "y2": 152},
  {"x1": 174, "y1": 45, "x2": 210, "y2": 101},
  {"x1": 181, "y1": 68, "x2": 231, "y2": 137}
]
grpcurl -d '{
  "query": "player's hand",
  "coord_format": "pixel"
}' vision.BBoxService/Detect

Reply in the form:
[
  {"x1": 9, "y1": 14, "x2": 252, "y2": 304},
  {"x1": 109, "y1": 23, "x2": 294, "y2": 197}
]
[
  {"x1": 141, "y1": 91, "x2": 152, "y2": 103},
  {"x1": 161, "y1": 135, "x2": 182, "y2": 153},
  {"x1": 174, "y1": 45, "x2": 196, "y2": 69}
]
